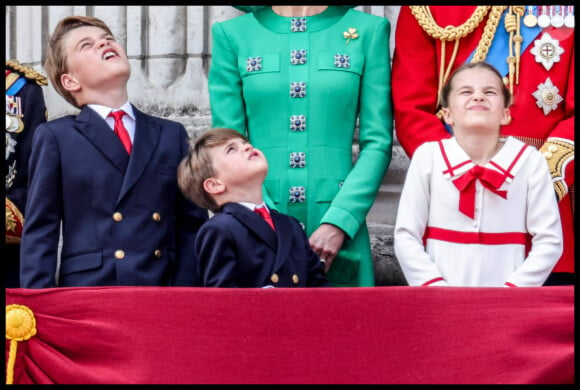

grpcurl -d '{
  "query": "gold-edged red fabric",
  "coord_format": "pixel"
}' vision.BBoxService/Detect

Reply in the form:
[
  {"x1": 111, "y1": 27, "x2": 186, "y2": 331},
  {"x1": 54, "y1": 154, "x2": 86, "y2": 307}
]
[{"x1": 5, "y1": 286, "x2": 574, "y2": 384}]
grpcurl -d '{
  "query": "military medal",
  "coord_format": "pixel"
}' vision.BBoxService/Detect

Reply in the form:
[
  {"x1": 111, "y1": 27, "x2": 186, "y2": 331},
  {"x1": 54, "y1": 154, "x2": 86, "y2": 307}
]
[
  {"x1": 5, "y1": 96, "x2": 24, "y2": 134},
  {"x1": 550, "y1": 6, "x2": 564, "y2": 28},
  {"x1": 523, "y1": 6, "x2": 537, "y2": 28},
  {"x1": 530, "y1": 32, "x2": 565, "y2": 71},
  {"x1": 532, "y1": 77, "x2": 563, "y2": 115},
  {"x1": 564, "y1": 6, "x2": 575, "y2": 28},
  {"x1": 537, "y1": 6, "x2": 551, "y2": 28}
]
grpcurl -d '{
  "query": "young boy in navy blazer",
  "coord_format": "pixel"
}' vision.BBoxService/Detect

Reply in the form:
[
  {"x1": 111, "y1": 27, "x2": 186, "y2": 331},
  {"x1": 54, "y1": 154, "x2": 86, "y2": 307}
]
[
  {"x1": 177, "y1": 128, "x2": 330, "y2": 288},
  {"x1": 20, "y1": 16, "x2": 208, "y2": 288}
]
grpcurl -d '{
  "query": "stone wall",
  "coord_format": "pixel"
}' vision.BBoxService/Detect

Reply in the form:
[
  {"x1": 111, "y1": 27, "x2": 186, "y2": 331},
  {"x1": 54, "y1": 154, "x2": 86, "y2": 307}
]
[{"x1": 5, "y1": 5, "x2": 409, "y2": 285}]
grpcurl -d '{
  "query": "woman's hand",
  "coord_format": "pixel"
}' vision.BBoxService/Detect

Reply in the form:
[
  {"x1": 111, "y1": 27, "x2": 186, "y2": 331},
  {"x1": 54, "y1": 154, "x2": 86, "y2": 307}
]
[{"x1": 309, "y1": 223, "x2": 346, "y2": 272}]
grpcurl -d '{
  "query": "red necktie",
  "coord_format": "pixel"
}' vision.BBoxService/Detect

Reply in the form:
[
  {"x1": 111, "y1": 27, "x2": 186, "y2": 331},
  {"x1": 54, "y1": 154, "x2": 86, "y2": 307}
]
[
  {"x1": 254, "y1": 206, "x2": 275, "y2": 231},
  {"x1": 452, "y1": 165, "x2": 507, "y2": 219},
  {"x1": 109, "y1": 110, "x2": 132, "y2": 154}
]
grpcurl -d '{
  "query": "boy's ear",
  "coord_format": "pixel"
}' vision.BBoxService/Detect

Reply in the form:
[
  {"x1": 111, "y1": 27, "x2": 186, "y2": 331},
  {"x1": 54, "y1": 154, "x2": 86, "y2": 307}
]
[
  {"x1": 61, "y1": 73, "x2": 81, "y2": 92},
  {"x1": 441, "y1": 107, "x2": 454, "y2": 126},
  {"x1": 203, "y1": 177, "x2": 225, "y2": 195}
]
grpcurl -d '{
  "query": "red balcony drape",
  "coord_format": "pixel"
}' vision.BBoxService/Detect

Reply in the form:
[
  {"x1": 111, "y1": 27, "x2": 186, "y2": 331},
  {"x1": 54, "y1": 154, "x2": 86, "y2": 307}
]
[{"x1": 6, "y1": 286, "x2": 574, "y2": 384}]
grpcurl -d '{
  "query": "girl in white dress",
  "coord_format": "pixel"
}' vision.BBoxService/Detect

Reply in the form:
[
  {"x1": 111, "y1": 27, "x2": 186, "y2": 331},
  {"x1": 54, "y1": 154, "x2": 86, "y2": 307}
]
[{"x1": 394, "y1": 62, "x2": 562, "y2": 287}]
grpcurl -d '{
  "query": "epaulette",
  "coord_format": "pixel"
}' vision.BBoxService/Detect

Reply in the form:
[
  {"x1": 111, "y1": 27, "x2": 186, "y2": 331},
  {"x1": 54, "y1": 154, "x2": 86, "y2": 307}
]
[{"x1": 6, "y1": 59, "x2": 48, "y2": 87}]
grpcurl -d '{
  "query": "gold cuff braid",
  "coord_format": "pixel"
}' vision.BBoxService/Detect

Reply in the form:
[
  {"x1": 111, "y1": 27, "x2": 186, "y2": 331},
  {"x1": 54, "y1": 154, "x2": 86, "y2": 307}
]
[
  {"x1": 540, "y1": 138, "x2": 574, "y2": 202},
  {"x1": 6, "y1": 197, "x2": 24, "y2": 244}
]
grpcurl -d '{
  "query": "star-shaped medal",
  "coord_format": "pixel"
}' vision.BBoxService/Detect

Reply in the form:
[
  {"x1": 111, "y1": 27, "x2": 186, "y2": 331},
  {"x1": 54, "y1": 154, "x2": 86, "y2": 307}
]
[
  {"x1": 530, "y1": 33, "x2": 564, "y2": 71},
  {"x1": 532, "y1": 77, "x2": 563, "y2": 115}
]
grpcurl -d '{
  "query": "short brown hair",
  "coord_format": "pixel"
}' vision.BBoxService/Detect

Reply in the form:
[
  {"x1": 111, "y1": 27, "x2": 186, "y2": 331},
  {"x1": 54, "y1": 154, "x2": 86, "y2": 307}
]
[
  {"x1": 439, "y1": 62, "x2": 512, "y2": 109},
  {"x1": 44, "y1": 16, "x2": 114, "y2": 109},
  {"x1": 177, "y1": 128, "x2": 248, "y2": 213}
]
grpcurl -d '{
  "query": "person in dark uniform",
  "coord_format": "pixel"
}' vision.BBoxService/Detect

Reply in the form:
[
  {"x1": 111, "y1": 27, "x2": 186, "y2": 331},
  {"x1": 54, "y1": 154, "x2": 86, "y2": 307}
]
[
  {"x1": 20, "y1": 16, "x2": 208, "y2": 288},
  {"x1": 6, "y1": 59, "x2": 48, "y2": 288},
  {"x1": 177, "y1": 128, "x2": 330, "y2": 288}
]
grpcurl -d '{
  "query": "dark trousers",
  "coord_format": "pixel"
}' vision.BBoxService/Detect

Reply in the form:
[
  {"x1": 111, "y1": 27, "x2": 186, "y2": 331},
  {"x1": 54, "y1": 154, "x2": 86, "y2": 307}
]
[
  {"x1": 5, "y1": 244, "x2": 21, "y2": 288},
  {"x1": 543, "y1": 272, "x2": 575, "y2": 286}
]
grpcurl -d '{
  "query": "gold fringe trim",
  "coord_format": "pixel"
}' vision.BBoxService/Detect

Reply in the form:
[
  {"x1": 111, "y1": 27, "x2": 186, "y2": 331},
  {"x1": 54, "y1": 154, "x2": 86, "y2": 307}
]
[
  {"x1": 6, "y1": 59, "x2": 48, "y2": 87},
  {"x1": 539, "y1": 138, "x2": 575, "y2": 202},
  {"x1": 411, "y1": 6, "x2": 508, "y2": 115}
]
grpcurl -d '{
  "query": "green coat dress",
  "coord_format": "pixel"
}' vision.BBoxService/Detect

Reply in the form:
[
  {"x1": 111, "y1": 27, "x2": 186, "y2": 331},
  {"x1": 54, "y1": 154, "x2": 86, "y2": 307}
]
[{"x1": 209, "y1": 6, "x2": 393, "y2": 286}]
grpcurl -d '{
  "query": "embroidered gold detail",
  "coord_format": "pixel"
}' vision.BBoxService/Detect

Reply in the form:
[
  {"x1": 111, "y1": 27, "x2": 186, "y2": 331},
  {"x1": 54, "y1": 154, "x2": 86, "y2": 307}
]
[
  {"x1": 5, "y1": 197, "x2": 24, "y2": 244},
  {"x1": 540, "y1": 138, "x2": 574, "y2": 201},
  {"x1": 5, "y1": 60, "x2": 48, "y2": 86},
  {"x1": 343, "y1": 28, "x2": 358, "y2": 44},
  {"x1": 6, "y1": 304, "x2": 37, "y2": 385}
]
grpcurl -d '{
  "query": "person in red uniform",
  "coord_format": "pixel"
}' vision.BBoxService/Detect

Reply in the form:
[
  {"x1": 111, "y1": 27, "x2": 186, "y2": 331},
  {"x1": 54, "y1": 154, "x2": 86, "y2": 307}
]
[{"x1": 392, "y1": 5, "x2": 574, "y2": 285}]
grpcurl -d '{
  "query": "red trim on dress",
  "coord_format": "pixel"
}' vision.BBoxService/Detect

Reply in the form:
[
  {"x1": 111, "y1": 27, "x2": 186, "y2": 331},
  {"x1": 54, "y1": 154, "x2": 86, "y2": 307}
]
[{"x1": 423, "y1": 277, "x2": 444, "y2": 286}]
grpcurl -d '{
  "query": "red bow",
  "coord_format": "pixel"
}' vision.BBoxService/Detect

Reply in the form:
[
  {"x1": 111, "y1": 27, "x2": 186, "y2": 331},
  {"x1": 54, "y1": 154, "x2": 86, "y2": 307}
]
[{"x1": 452, "y1": 165, "x2": 507, "y2": 219}]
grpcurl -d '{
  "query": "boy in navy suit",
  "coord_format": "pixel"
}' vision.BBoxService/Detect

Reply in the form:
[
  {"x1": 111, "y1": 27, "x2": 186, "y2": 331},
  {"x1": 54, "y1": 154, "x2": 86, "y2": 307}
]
[
  {"x1": 20, "y1": 16, "x2": 208, "y2": 288},
  {"x1": 177, "y1": 128, "x2": 330, "y2": 287}
]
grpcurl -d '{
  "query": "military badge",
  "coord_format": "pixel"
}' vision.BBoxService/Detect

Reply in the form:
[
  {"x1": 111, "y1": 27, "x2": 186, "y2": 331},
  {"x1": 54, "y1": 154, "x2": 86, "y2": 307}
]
[
  {"x1": 6, "y1": 95, "x2": 24, "y2": 133},
  {"x1": 550, "y1": 5, "x2": 564, "y2": 28},
  {"x1": 537, "y1": 6, "x2": 551, "y2": 28},
  {"x1": 563, "y1": 6, "x2": 574, "y2": 28},
  {"x1": 530, "y1": 33, "x2": 564, "y2": 71},
  {"x1": 523, "y1": 6, "x2": 537, "y2": 28},
  {"x1": 532, "y1": 77, "x2": 563, "y2": 115}
]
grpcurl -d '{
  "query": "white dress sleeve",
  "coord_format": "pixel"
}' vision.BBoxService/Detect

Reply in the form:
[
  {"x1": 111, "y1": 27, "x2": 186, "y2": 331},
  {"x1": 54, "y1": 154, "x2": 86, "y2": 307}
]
[
  {"x1": 394, "y1": 142, "x2": 448, "y2": 286},
  {"x1": 504, "y1": 149, "x2": 563, "y2": 286}
]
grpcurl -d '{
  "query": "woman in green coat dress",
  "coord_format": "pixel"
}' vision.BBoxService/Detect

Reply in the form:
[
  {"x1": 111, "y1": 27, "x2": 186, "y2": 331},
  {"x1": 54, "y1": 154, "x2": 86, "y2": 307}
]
[{"x1": 208, "y1": 6, "x2": 393, "y2": 287}]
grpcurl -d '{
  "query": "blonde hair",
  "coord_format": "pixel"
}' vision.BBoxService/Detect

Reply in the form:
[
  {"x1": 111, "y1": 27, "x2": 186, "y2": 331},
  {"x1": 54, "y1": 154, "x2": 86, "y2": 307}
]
[
  {"x1": 44, "y1": 16, "x2": 114, "y2": 109},
  {"x1": 177, "y1": 128, "x2": 248, "y2": 213}
]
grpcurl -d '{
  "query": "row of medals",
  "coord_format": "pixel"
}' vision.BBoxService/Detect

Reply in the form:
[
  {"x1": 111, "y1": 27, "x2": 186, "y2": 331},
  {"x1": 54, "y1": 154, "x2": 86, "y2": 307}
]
[{"x1": 523, "y1": 5, "x2": 574, "y2": 28}]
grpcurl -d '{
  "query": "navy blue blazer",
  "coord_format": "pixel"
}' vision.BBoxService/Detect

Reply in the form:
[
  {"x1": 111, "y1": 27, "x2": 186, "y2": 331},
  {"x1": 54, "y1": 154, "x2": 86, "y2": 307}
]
[
  {"x1": 20, "y1": 105, "x2": 208, "y2": 288},
  {"x1": 195, "y1": 203, "x2": 331, "y2": 287}
]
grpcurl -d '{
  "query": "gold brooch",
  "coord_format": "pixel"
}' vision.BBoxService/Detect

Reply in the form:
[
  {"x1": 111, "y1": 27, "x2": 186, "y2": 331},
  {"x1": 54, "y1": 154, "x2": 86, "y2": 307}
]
[{"x1": 343, "y1": 28, "x2": 358, "y2": 44}]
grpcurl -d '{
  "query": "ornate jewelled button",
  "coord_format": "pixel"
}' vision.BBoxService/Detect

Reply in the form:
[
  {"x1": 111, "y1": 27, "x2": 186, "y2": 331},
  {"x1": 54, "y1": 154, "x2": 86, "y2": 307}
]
[
  {"x1": 291, "y1": 17, "x2": 307, "y2": 32},
  {"x1": 290, "y1": 82, "x2": 307, "y2": 98},
  {"x1": 271, "y1": 273, "x2": 279, "y2": 283},
  {"x1": 292, "y1": 274, "x2": 299, "y2": 284},
  {"x1": 289, "y1": 186, "x2": 306, "y2": 203},
  {"x1": 289, "y1": 152, "x2": 306, "y2": 168},
  {"x1": 530, "y1": 33, "x2": 564, "y2": 71},
  {"x1": 334, "y1": 53, "x2": 350, "y2": 68},
  {"x1": 532, "y1": 77, "x2": 563, "y2": 115},
  {"x1": 290, "y1": 49, "x2": 307, "y2": 65},
  {"x1": 246, "y1": 56, "x2": 262, "y2": 72},
  {"x1": 289, "y1": 115, "x2": 306, "y2": 132}
]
